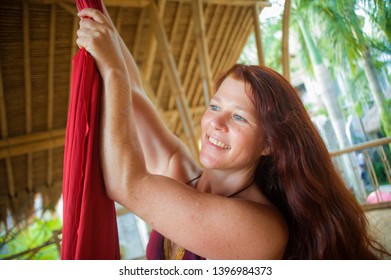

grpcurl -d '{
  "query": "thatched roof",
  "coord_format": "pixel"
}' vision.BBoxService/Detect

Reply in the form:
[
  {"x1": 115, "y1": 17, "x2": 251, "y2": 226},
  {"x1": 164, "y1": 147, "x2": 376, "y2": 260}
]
[{"x1": 0, "y1": 0, "x2": 270, "y2": 225}]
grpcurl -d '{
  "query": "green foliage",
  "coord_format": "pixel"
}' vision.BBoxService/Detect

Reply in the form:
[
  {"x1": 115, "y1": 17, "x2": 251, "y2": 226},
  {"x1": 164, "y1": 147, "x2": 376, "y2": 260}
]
[
  {"x1": 372, "y1": 146, "x2": 391, "y2": 185},
  {"x1": 380, "y1": 99, "x2": 391, "y2": 138},
  {"x1": 0, "y1": 213, "x2": 62, "y2": 260}
]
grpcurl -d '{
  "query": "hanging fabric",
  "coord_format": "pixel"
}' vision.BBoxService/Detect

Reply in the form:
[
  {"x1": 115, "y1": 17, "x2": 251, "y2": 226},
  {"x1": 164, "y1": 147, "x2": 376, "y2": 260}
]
[{"x1": 61, "y1": 0, "x2": 120, "y2": 260}]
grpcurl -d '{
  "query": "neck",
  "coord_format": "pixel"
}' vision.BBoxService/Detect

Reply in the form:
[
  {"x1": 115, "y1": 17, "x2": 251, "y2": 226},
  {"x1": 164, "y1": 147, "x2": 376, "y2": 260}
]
[{"x1": 197, "y1": 167, "x2": 256, "y2": 197}]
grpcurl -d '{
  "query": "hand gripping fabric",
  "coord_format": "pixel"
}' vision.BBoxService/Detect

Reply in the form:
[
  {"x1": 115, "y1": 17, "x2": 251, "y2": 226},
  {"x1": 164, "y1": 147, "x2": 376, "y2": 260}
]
[{"x1": 61, "y1": 0, "x2": 120, "y2": 260}]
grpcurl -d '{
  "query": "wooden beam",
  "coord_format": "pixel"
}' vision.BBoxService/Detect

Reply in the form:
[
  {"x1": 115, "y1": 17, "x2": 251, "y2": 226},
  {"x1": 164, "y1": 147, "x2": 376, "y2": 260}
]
[
  {"x1": 132, "y1": 8, "x2": 146, "y2": 55},
  {"x1": 181, "y1": 4, "x2": 213, "y2": 110},
  {"x1": 189, "y1": 4, "x2": 223, "y2": 107},
  {"x1": 23, "y1": 2, "x2": 32, "y2": 134},
  {"x1": 148, "y1": 2, "x2": 199, "y2": 157},
  {"x1": 47, "y1": 4, "x2": 56, "y2": 192},
  {"x1": 253, "y1": 4, "x2": 265, "y2": 65},
  {"x1": 142, "y1": 0, "x2": 166, "y2": 81},
  {"x1": 191, "y1": 6, "x2": 237, "y2": 106},
  {"x1": 233, "y1": 11, "x2": 254, "y2": 64},
  {"x1": 168, "y1": 0, "x2": 270, "y2": 7},
  {"x1": 191, "y1": 0, "x2": 213, "y2": 105},
  {"x1": 156, "y1": 2, "x2": 183, "y2": 107},
  {"x1": 27, "y1": 0, "x2": 271, "y2": 8},
  {"x1": 0, "y1": 131, "x2": 65, "y2": 159},
  {"x1": 0, "y1": 59, "x2": 15, "y2": 199},
  {"x1": 103, "y1": 0, "x2": 151, "y2": 7},
  {"x1": 224, "y1": 8, "x2": 253, "y2": 70},
  {"x1": 221, "y1": 8, "x2": 248, "y2": 68},
  {"x1": 211, "y1": 6, "x2": 238, "y2": 75},
  {"x1": 27, "y1": 0, "x2": 152, "y2": 7},
  {"x1": 48, "y1": 4, "x2": 56, "y2": 131},
  {"x1": 23, "y1": 2, "x2": 34, "y2": 193},
  {"x1": 0, "y1": 60, "x2": 8, "y2": 139},
  {"x1": 140, "y1": 75, "x2": 169, "y2": 124},
  {"x1": 168, "y1": 13, "x2": 196, "y2": 110}
]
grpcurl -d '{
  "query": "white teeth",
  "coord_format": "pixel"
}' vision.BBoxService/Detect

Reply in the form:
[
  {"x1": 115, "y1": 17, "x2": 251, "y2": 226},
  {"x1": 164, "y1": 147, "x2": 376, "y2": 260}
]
[{"x1": 208, "y1": 136, "x2": 230, "y2": 149}]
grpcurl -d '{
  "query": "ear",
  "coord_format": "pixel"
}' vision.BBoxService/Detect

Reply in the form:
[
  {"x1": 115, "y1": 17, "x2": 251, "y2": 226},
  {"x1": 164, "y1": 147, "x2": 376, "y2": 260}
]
[{"x1": 260, "y1": 146, "x2": 270, "y2": 156}]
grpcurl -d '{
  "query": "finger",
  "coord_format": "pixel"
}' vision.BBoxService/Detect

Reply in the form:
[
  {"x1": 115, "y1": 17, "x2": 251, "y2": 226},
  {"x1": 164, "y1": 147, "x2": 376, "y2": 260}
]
[
  {"x1": 76, "y1": 27, "x2": 94, "y2": 39},
  {"x1": 79, "y1": 17, "x2": 101, "y2": 30},
  {"x1": 77, "y1": 8, "x2": 108, "y2": 25},
  {"x1": 76, "y1": 37, "x2": 86, "y2": 50}
]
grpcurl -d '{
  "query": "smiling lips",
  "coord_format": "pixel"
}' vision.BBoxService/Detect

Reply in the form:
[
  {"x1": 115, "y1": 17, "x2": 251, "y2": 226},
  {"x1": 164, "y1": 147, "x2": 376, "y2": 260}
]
[{"x1": 208, "y1": 136, "x2": 231, "y2": 149}]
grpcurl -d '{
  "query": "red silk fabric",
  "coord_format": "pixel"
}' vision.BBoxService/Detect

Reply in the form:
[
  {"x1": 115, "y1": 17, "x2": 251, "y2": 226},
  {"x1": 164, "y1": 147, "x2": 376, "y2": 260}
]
[{"x1": 61, "y1": 0, "x2": 120, "y2": 259}]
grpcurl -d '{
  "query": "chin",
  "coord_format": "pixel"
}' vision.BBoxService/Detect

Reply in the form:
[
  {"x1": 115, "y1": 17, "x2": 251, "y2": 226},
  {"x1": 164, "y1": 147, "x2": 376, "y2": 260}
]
[
  {"x1": 199, "y1": 152, "x2": 224, "y2": 170},
  {"x1": 199, "y1": 152, "x2": 215, "y2": 169}
]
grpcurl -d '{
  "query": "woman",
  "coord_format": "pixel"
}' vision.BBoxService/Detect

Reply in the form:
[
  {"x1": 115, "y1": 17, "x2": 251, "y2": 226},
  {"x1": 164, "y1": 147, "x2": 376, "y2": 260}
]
[{"x1": 76, "y1": 5, "x2": 389, "y2": 259}]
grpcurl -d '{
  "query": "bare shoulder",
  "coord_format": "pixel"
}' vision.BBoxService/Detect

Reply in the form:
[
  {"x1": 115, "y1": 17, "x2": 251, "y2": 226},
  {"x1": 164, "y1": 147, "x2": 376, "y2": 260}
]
[
  {"x1": 228, "y1": 198, "x2": 288, "y2": 259},
  {"x1": 176, "y1": 191, "x2": 288, "y2": 260}
]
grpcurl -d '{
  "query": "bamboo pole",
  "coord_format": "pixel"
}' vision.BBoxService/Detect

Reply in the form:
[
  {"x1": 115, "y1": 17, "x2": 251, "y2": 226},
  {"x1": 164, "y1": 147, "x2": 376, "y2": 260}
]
[
  {"x1": 142, "y1": 0, "x2": 166, "y2": 81},
  {"x1": 281, "y1": 0, "x2": 291, "y2": 81},
  {"x1": 0, "y1": 133, "x2": 65, "y2": 159},
  {"x1": 132, "y1": 8, "x2": 146, "y2": 55},
  {"x1": 182, "y1": 5, "x2": 214, "y2": 108},
  {"x1": 47, "y1": 4, "x2": 56, "y2": 192},
  {"x1": 252, "y1": 4, "x2": 265, "y2": 66},
  {"x1": 190, "y1": 4, "x2": 225, "y2": 107},
  {"x1": 329, "y1": 137, "x2": 391, "y2": 157},
  {"x1": 156, "y1": 2, "x2": 183, "y2": 107},
  {"x1": 23, "y1": 2, "x2": 34, "y2": 193},
  {"x1": 0, "y1": 59, "x2": 15, "y2": 199},
  {"x1": 191, "y1": 0, "x2": 213, "y2": 105},
  {"x1": 27, "y1": 0, "x2": 271, "y2": 8},
  {"x1": 148, "y1": 2, "x2": 199, "y2": 157}
]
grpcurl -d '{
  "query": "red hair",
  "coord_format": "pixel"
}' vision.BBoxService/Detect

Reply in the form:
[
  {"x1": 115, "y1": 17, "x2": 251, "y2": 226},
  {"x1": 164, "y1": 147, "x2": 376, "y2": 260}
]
[{"x1": 216, "y1": 64, "x2": 389, "y2": 259}]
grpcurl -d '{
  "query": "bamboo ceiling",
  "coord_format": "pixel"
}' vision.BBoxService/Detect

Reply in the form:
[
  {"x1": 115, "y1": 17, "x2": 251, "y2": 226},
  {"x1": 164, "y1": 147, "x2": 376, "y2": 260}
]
[{"x1": 0, "y1": 0, "x2": 270, "y2": 225}]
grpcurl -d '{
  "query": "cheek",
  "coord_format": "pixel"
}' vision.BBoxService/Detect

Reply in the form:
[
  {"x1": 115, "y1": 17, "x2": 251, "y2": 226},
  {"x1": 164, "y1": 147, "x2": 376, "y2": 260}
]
[
  {"x1": 200, "y1": 112, "x2": 212, "y2": 132},
  {"x1": 238, "y1": 128, "x2": 265, "y2": 153}
]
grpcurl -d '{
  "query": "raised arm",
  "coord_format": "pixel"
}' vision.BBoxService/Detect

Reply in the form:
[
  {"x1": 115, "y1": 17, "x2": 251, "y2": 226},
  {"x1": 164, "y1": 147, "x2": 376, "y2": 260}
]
[{"x1": 99, "y1": 3, "x2": 195, "y2": 177}]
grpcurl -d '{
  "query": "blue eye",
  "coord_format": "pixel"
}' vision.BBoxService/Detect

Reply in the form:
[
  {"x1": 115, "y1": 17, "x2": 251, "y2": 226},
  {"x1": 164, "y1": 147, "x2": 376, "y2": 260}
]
[
  {"x1": 210, "y1": 104, "x2": 220, "y2": 111},
  {"x1": 233, "y1": 114, "x2": 246, "y2": 122}
]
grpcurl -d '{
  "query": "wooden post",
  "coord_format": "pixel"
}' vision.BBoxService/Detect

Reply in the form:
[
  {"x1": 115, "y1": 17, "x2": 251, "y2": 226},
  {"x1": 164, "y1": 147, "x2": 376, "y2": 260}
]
[
  {"x1": 191, "y1": 0, "x2": 213, "y2": 105},
  {"x1": 142, "y1": 0, "x2": 166, "y2": 81},
  {"x1": 253, "y1": 4, "x2": 265, "y2": 66},
  {"x1": 148, "y1": 2, "x2": 199, "y2": 158},
  {"x1": 47, "y1": 4, "x2": 56, "y2": 192},
  {"x1": 156, "y1": 2, "x2": 183, "y2": 107},
  {"x1": 23, "y1": 2, "x2": 34, "y2": 193},
  {"x1": 0, "y1": 59, "x2": 15, "y2": 200},
  {"x1": 281, "y1": 0, "x2": 291, "y2": 81}
]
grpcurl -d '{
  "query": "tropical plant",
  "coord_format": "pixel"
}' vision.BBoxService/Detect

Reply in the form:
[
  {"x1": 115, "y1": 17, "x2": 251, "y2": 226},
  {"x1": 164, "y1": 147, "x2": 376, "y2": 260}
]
[{"x1": 0, "y1": 212, "x2": 61, "y2": 260}]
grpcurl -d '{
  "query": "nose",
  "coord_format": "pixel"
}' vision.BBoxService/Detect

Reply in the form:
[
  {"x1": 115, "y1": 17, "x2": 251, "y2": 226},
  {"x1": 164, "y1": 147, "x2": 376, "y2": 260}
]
[{"x1": 211, "y1": 114, "x2": 229, "y2": 132}]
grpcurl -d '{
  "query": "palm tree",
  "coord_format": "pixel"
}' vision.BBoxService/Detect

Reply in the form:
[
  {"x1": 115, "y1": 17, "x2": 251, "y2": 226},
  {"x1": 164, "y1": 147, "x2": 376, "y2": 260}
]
[
  {"x1": 290, "y1": 0, "x2": 366, "y2": 200},
  {"x1": 303, "y1": 0, "x2": 390, "y2": 137}
]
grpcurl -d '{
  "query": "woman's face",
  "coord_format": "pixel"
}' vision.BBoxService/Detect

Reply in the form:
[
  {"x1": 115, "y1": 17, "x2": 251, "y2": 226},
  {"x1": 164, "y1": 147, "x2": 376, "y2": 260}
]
[{"x1": 200, "y1": 77, "x2": 268, "y2": 170}]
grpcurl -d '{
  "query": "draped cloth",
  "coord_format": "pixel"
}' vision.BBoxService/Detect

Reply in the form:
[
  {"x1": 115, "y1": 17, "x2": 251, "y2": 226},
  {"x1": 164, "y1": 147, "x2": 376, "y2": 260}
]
[{"x1": 61, "y1": 0, "x2": 120, "y2": 259}]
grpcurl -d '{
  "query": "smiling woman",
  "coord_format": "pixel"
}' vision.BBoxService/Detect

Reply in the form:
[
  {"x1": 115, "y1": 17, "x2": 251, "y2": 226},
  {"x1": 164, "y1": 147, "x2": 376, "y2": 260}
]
[{"x1": 75, "y1": 0, "x2": 390, "y2": 259}]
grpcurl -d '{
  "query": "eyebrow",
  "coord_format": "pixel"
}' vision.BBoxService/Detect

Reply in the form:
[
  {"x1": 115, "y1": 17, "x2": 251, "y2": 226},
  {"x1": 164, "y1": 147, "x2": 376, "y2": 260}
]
[{"x1": 211, "y1": 96, "x2": 248, "y2": 112}]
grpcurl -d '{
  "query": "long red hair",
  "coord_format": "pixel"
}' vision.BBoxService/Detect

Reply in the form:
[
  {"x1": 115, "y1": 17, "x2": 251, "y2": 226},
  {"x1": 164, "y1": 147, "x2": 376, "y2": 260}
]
[{"x1": 216, "y1": 64, "x2": 389, "y2": 259}]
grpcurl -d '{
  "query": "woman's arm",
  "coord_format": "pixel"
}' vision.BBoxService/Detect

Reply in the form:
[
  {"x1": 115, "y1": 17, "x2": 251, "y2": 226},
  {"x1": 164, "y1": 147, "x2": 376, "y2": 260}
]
[{"x1": 100, "y1": 3, "x2": 197, "y2": 177}]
